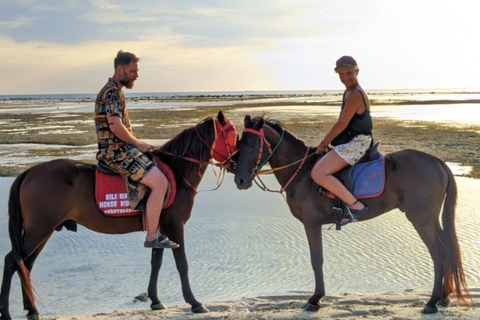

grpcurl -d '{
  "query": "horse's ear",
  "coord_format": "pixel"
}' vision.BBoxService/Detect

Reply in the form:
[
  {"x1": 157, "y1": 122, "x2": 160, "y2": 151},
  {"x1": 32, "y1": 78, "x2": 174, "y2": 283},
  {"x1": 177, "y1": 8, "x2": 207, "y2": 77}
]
[
  {"x1": 244, "y1": 115, "x2": 252, "y2": 128},
  {"x1": 217, "y1": 111, "x2": 225, "y2": 125},
  {"x1": 257, "y1": 117, "x2": 264, "y2": 129}
]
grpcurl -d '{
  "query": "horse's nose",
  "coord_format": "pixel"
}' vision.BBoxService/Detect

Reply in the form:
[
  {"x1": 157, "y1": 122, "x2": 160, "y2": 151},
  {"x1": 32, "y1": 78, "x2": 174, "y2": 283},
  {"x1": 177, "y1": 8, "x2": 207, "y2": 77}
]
[{"x1": 234, "y1": 174, "x2": 251, "y2": 190}]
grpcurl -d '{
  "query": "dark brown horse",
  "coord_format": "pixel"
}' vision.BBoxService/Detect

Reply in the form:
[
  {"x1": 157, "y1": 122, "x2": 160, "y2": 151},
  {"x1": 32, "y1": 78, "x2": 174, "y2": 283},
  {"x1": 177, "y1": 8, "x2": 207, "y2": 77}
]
[
  {"x1": 0, "y1": 111, "x2": 237, "y2": 320},
  {"x1": 233, "y1": 115, "x2": 470, "y2": 314}
]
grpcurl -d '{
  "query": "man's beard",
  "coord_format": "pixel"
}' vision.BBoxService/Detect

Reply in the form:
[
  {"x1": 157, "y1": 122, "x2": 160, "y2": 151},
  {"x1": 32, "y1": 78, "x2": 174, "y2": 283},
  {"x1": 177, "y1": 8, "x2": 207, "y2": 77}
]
[{"x1": 120, "y1": 73, "x2": 135, "y2": 89}]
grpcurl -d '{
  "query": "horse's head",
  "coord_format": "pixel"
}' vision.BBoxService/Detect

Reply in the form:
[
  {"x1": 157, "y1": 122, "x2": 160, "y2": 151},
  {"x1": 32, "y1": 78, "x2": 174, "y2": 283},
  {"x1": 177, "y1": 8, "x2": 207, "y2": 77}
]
[
  {"x1": 157, "y1": 111, "x2": 237, "y2": 169},
  {"x1": 234, "y1": 115, "x2": 270, "y2": 189},
  {"x1": 211, "y1": 111, "x2": 238, "y2": 171}
]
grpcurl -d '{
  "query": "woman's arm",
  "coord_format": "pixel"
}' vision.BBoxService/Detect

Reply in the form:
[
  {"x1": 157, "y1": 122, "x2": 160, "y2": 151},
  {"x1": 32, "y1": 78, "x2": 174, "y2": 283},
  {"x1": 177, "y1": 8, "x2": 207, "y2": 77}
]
[{"x1": 316, "y1": 90, "x2": 364, "y2": 153}]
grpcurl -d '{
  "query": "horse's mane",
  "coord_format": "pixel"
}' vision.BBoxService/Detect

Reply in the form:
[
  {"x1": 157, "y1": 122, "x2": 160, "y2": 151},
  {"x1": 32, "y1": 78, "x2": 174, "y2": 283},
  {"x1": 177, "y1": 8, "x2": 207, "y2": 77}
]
[
  {"x1": 253, "y1": 116, "x2": 309, "y2": 148},
  {"x1": 153, "y1": 117, "x2": 214, "y2": 180}
]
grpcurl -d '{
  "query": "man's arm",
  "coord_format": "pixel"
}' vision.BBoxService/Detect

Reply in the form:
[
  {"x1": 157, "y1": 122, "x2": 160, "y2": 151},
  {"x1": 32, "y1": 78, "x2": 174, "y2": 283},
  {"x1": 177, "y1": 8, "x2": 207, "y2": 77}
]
[{"x1": 108, "y1": 115, "x2": 151, "y2": 153}]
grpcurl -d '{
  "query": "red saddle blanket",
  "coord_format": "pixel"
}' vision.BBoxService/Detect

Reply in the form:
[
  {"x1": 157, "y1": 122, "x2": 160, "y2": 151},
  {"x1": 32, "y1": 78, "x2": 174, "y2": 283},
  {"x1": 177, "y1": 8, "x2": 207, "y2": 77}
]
[{"x1": 95, "y1": 159, "x2": 176, "y2": 217}]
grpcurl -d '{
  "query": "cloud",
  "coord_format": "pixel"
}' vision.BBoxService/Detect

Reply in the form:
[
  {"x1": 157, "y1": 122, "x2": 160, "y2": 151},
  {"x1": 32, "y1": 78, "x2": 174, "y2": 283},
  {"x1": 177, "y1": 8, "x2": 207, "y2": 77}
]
[
  {"x1": 0, "y1": 17, "x2": 34, "y2": 29},
  {"x1": 0, "y1": 0, "x2": 479, "y2": 93}
]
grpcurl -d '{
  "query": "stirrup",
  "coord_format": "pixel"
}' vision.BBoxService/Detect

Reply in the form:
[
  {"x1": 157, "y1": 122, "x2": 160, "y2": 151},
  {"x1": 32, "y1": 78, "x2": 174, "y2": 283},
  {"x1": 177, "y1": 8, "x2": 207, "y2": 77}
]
[{"x1": 342, "y1": 205, "x2": 369, "y2": 225}]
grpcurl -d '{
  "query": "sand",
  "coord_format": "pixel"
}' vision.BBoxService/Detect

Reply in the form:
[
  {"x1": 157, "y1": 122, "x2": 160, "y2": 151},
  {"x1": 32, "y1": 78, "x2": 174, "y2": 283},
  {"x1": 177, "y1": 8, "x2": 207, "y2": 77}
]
[{"x1": 46, "y1": 290, "x2": 480, "y2": 320}]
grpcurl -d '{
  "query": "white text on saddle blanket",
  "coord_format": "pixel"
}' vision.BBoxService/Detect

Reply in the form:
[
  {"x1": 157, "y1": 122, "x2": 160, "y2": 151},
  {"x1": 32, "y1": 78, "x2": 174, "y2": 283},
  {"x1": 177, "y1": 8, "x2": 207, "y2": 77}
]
[{"x1": 98, "y1": 192, "x2": 133, "y2": 214}]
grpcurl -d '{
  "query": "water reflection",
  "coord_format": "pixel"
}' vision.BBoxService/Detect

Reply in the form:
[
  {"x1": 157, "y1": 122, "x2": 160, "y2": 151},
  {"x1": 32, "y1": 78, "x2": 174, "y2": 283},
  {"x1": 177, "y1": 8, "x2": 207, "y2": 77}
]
[{"x1": 0, "y1": 172, "x2": 479, "y2": 319}]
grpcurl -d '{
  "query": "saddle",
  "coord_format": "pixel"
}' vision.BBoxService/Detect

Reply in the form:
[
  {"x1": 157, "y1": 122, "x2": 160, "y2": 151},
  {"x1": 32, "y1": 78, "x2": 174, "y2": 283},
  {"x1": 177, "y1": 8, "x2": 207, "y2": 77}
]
[
  {"x1": 322, "y1": 141, "x2": 386, "y2": 230},
  {"x1": 335, "y1": 141, "x2": 385, "y2": 199},
  {"x1": 94, "y1": 156, "x2": 176, "y2": 217}
]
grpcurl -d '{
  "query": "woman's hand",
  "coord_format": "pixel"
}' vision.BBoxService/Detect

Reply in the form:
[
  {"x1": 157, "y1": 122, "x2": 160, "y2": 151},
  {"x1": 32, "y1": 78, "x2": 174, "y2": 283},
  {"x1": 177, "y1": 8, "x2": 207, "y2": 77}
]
[{"x1": 316, "y1": 141, "x2": 329, "y2": 154}]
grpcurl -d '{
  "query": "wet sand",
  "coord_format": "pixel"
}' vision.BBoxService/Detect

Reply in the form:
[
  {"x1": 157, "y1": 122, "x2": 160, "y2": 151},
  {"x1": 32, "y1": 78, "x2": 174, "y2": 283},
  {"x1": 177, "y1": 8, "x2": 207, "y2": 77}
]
[{"x1": 48, "y1": 289, "x2": 480, "y2": 320}]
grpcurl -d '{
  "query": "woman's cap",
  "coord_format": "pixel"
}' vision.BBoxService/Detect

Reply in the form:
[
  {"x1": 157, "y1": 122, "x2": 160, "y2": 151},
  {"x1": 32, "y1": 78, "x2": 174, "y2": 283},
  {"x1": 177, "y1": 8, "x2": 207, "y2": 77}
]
[{"x1": 335, "y1": 56, "x2": 357, "y2": 68}]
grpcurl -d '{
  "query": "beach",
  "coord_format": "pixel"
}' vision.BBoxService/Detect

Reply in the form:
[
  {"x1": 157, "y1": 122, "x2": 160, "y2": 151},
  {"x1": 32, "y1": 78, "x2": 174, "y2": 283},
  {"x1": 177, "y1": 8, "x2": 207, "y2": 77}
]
[
  {"x1": 47, "y1": 289, "x2": 480, "y2": 320},
  {"x1": 0, "y1": 91, "x2": 479, "y2": 320}
]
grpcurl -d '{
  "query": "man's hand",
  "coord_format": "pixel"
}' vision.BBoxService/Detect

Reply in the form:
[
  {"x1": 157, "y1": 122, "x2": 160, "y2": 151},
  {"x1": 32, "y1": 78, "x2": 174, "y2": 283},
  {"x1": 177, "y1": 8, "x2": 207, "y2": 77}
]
[{"x1": 137, "y1": 141, "x2": 154, "y2": 153}]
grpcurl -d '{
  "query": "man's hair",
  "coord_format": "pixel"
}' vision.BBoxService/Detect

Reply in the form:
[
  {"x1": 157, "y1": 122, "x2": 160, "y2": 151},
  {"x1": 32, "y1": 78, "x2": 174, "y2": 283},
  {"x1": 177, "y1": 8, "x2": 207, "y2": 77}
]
[{"x1": 114, "y1": 50, "x2": 139, "y2": 68}]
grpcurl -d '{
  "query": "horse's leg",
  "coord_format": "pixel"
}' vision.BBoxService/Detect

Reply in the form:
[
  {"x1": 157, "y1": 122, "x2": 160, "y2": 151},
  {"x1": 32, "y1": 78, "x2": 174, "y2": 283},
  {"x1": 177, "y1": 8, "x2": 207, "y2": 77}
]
[
  {"x1": 303, "y1": 224, "x2": 325, "y2": 312},
  {"x1": 0, "y1": 251, "x2": 17, "y2": 320},
  {"x1": 0, "y1": 232, "x2": 52, "y2": 320},
  {"x1": 147, "y1": 248, "x2": 167, "y2": 310},
  {"x1": 16, "y1": 224, "x2": 56, "y2": 320},
  {"x1": 410, "y1": 219, "x2": 444, "y2": 314},
  {"x1": 170, "y1": 227, "x2": 207, "y2": 313},
  {"x1": 21, "y1": 239, "x2": 51, "y2": 320}
]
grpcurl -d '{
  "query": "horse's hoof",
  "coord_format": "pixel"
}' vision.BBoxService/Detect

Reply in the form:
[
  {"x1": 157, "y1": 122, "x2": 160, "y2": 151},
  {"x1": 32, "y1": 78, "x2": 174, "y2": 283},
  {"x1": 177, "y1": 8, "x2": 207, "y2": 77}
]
[
  {"x1": 421, "y1": 305, "x2": 438, "y2": 314},
  {"x1": 438, "y1": 297, "x2": 450, "y2": 307},
  {"x1": 191, "y1": 304, "x2": 209, "y2": 313},
  {"x1": 151, "y1": 303, "x2": 167, "y2": 310},
  {"x1": 303, "y1": 302, "x2": 320, "y2": 312},
  {"x1": 26, "y1": 313, "x2": 40, "y2": 320}
]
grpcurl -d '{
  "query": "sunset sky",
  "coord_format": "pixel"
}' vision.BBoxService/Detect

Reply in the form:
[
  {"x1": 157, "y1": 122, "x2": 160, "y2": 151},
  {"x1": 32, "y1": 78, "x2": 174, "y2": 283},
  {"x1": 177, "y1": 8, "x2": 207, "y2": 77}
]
[{"x1": 0, "y1": 0, "x2": 478, "y2": 94}]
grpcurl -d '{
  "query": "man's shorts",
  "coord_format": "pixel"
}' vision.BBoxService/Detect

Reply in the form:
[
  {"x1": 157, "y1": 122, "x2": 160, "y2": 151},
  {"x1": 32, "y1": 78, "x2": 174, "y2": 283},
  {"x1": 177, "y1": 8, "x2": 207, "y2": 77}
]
[
  {"x1": 332, "y1": 134, "x2": 372, "y2": 166},
  {"x1": 103, "y1": 146, "x2": 155, "y2": 182}
]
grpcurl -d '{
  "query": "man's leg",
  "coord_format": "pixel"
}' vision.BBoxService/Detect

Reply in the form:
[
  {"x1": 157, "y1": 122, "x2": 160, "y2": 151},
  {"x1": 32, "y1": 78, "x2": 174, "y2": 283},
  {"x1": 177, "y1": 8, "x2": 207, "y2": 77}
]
[{"x1": 139, "y1": 167, "x2": 168, "y2": 241}]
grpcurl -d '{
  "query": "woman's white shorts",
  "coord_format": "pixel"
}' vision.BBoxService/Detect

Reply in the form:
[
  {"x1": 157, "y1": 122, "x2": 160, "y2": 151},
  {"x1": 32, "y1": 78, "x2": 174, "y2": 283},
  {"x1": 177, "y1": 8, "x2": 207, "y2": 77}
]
[{"x1": 332, "y1": 134, "x2": 372, "y2": 166}]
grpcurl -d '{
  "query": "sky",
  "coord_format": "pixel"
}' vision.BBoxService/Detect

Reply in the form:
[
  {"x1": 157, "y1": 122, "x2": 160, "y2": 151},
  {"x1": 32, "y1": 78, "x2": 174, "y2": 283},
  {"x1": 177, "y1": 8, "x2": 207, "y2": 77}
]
[{"x1": 0, "y1": 0, "x2": 479, "y2": 94}]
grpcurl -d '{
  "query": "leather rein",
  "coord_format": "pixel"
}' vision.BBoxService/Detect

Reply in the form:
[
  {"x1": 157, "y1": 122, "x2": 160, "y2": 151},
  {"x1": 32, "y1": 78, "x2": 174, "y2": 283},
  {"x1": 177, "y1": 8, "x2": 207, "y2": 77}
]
[
  {"x1": 158, "y1": 119, "x2": 238, "y2": 193},
  {"x1": 242, "y1": 126, "x2": 313, "y2": 193}
]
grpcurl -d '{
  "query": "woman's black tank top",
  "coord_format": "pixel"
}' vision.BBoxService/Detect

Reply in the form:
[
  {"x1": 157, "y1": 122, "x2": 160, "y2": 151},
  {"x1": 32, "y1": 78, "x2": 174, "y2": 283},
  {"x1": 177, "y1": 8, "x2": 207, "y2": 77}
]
[{"x1": 331, "y1": 87, "x2": 373, "y2": 146}]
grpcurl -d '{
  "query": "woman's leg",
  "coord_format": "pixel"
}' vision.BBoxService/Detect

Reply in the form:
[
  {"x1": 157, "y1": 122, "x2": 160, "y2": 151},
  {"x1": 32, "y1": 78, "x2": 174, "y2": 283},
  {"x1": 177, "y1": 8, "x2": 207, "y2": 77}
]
[{"x1": 311, "y1": 150, "x2": 365, "y2": 210}]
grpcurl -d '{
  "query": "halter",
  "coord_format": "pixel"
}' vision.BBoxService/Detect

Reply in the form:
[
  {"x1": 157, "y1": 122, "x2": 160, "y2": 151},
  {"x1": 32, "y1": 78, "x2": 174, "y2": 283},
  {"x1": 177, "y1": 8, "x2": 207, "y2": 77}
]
[
  {"x1": 242, "y1": 125, "x2": 312, "y2": 193},
  {"x1": 242, "y1": 128, "x2": 275, "y2": 173}
]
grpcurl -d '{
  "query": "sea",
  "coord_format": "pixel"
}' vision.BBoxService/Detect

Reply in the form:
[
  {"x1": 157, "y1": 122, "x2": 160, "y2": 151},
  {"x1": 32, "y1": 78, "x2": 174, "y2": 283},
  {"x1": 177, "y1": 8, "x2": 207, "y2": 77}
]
[{"x1": 0, "y1": 89, "x2": 479, "y2": 319}]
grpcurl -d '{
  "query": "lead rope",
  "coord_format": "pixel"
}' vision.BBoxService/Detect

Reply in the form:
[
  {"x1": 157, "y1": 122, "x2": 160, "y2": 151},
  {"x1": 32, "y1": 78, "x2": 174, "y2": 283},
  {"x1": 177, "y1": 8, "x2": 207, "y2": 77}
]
[{"x1": 253, "y1": 146, "x2": 310, "y2": 194}]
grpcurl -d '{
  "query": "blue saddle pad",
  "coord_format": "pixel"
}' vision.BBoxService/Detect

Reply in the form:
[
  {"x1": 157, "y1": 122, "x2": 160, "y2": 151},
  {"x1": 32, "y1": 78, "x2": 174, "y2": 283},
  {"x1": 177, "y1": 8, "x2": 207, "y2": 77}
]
[{"x1": 351, "y1": 155, "x2": 385, "y2": 198}]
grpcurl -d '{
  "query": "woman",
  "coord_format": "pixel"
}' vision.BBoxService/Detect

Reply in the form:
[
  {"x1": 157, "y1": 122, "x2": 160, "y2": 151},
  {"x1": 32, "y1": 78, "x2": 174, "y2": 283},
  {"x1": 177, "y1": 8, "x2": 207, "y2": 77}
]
[{"x1": 311, "y1": 56, "x2": 373, "y2": 225}]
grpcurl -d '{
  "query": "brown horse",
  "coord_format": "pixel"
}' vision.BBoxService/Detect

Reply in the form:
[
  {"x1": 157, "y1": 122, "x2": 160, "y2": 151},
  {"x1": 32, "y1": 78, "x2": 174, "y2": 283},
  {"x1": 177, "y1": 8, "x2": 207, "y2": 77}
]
[
  {"x1": 233, "y1": 115, "x2": 470, "y2": 314},
  {"x1": 0, "y1": 111, "x2": 237, "y2": 320}
]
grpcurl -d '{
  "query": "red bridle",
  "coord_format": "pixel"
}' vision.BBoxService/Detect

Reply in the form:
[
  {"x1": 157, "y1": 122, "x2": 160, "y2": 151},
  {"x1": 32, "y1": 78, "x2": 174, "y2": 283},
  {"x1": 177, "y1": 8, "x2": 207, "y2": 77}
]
[
  {"x1": 161, "y1": 117, "x2": 237, "y2": 169},
  {"x1": 242, "y1": 128, "x2": 272, "y2": 174},
  {"x1": 211, "y1": 118, "x2": 238, "y2": 165}
]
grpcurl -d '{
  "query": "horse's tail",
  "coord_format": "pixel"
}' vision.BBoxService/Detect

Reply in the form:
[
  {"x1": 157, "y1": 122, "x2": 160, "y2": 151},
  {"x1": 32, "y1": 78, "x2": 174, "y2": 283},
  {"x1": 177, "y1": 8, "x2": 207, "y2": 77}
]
[
  {"x1": 8, "y1": 169, "x2": 36, "y2": 308},
  {"x1": 441, "y1": 161, "x2": 471, "y2": 304}
]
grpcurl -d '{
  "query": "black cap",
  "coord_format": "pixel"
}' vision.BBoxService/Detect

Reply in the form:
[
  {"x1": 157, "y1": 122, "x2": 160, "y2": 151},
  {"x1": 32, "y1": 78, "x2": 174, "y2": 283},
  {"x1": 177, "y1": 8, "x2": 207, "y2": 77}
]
[{"x1": 335, "y1": 56, "x2": 357, "y2": 68}]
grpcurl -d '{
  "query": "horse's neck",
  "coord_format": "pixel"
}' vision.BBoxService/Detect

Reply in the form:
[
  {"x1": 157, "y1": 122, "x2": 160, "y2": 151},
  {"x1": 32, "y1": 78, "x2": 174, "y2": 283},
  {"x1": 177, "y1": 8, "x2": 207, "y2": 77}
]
[
  {"x1": 265, "y1": 127, "x2": 310, "y2": 181},
  {"x1": 185, "y1": 164, "x2": 209, "y2": 188},
  {"x1": 161, "y1": 126, "x2": 214, "y2": 188}
]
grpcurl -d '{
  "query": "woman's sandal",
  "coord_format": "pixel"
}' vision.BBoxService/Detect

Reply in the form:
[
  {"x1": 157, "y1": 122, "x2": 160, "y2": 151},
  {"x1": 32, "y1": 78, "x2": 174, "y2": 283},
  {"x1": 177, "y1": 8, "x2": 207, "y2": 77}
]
[{"x1": 341, "y1": 200, "x2": 369, "y2": 225}]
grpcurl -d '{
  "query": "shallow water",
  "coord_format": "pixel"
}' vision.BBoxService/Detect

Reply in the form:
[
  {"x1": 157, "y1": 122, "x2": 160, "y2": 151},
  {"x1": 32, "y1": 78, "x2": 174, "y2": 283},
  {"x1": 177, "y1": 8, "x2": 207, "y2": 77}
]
[
  {"x1": 233, "y1": 103, "x2": 480, "y2": 126},
  {"x1": 1, "y1": 172, "x2": 479, "y2": 319}
]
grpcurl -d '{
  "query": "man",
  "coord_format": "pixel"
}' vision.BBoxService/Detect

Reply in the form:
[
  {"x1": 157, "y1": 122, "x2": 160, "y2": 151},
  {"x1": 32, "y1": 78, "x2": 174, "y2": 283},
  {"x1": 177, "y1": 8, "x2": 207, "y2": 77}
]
[{"x1": 94, "y1": 50, "x2": 179, "y2": 249}]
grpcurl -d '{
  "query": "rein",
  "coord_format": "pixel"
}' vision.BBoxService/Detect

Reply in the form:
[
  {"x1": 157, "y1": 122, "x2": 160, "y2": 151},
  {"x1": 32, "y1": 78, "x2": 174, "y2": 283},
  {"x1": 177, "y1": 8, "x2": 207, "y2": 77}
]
[
  {"x1": 243, "y1": 126, "x2": 313, "y2": 193},
  {"x1": 156, "y1": 118, "x2": 238, "y2": 193}
]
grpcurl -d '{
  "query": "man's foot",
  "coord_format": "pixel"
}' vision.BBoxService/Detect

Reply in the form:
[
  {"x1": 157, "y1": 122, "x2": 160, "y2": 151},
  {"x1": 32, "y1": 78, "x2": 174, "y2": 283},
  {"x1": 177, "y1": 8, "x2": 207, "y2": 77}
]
[{"x1": 144, "y1": 235, "x2": 180, "y2": 249}]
